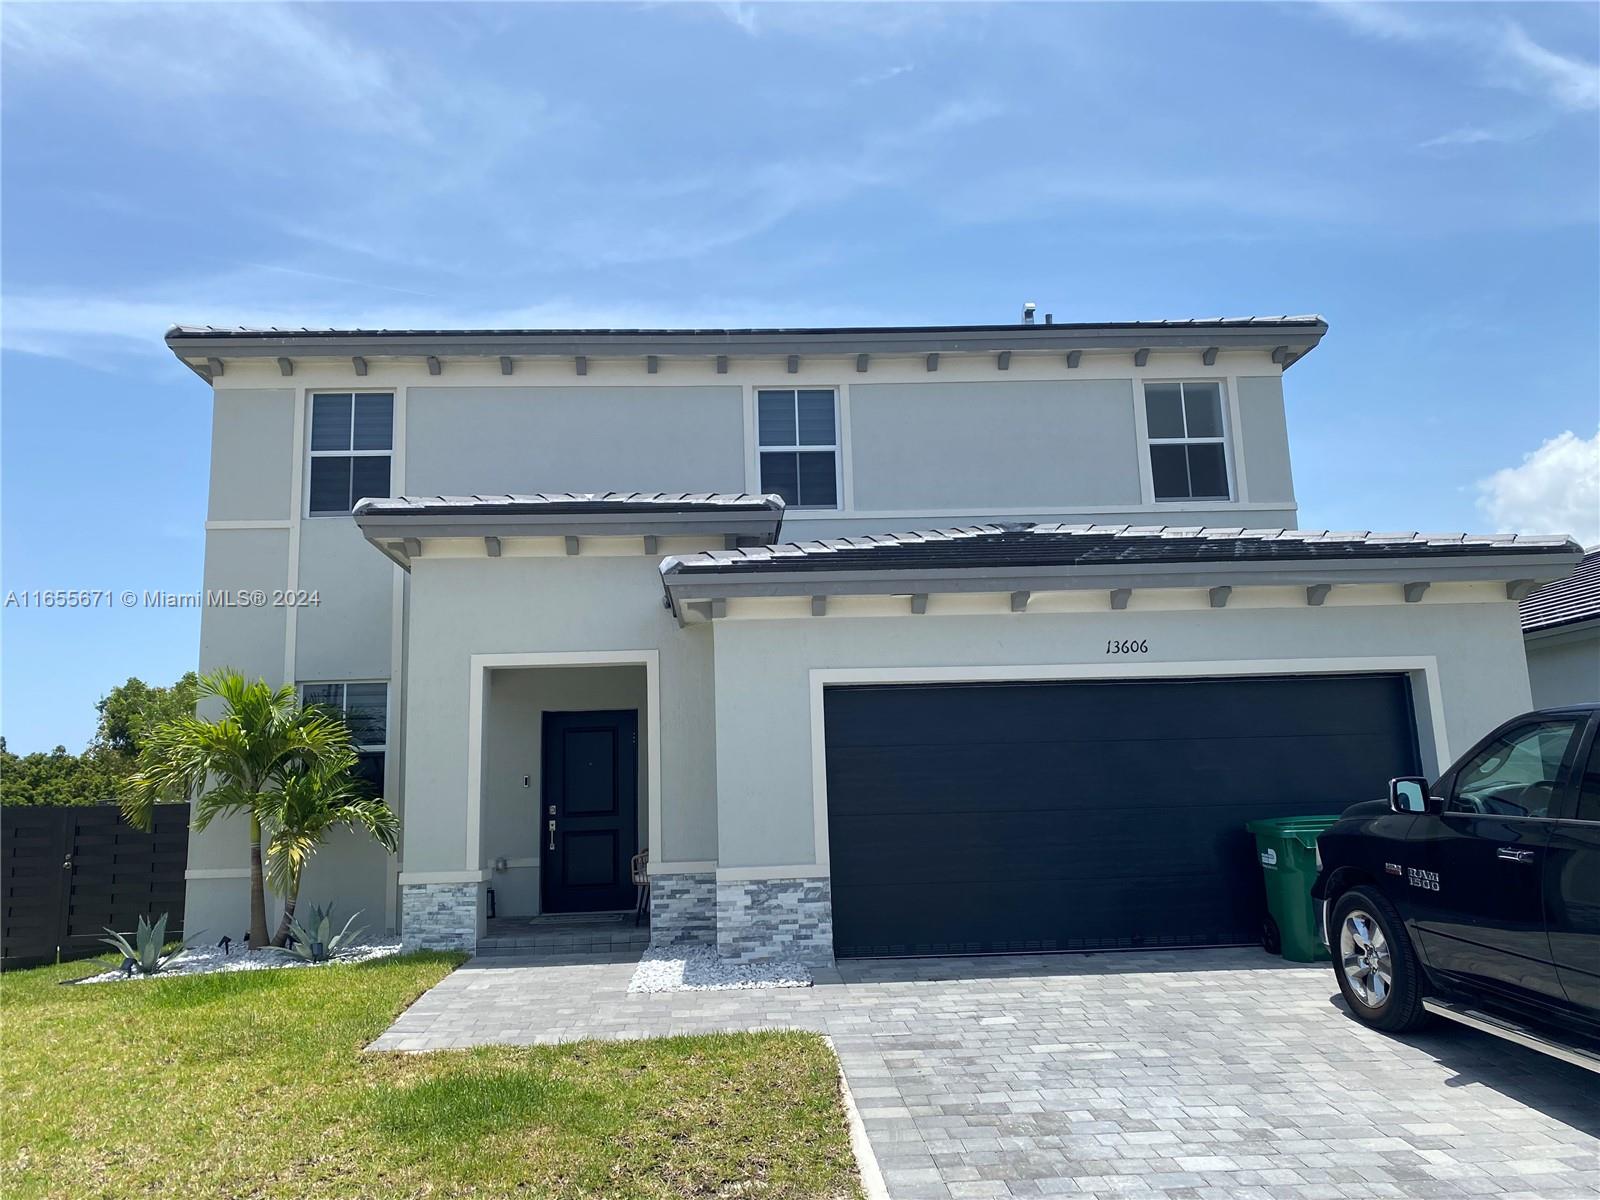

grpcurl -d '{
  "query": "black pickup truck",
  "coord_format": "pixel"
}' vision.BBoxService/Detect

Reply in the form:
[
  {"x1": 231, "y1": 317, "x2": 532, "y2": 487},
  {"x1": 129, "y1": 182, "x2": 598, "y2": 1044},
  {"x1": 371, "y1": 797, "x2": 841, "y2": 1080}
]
[{"x1": 1311, "y1": 704, "x2": 1600, "y2": 1068}]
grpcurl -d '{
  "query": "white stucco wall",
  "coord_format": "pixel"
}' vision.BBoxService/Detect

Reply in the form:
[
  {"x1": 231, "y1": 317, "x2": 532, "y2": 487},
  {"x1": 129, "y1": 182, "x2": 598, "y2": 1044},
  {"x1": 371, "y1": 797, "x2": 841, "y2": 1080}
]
[
  {"x1": 401, "y1": 549, "x2": 718, "y2": 878},
  {"x1": 708, "y1": 587, "x2": 1533, "y2": 870},
  {"x1": 1525, "y1": 624, "x2": 1600, "y2": 708},
  {"x1": 206, "y1": 388, "x2": 296, "y2": 522},
  {"x1": 404, "y1": 385, "x2": 747, "y2": 496},
  {"x1": 188, "y1": 380, "x2": 400, "y2": 940},
  {"x1": 847, "y1": 379, "x2": 1143, "y2": 510}
]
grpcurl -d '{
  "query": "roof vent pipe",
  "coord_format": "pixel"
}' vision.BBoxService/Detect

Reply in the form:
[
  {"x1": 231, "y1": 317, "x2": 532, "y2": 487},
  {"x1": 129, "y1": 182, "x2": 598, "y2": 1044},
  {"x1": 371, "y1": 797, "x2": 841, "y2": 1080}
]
[
  {"x1": 1044, "y1": 313, "x2": 1053, "y2": 325},
  {"x1": 1022, "y1": 302, "x2": 1036, "y2": 325}
]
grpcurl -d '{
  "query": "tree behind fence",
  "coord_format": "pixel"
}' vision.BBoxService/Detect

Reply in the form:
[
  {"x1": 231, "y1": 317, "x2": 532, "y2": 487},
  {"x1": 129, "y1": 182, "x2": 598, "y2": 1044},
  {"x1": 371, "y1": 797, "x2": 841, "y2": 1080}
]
[{"x1": 1, "y1": 804, "x2": 189, "y2": 970}]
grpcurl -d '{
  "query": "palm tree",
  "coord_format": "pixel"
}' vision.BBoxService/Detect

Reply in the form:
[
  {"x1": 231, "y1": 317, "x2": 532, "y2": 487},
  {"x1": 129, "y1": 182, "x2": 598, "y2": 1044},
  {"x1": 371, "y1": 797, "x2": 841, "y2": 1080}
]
[
  {"x1": 264, "y1": 749, "x2": 399, "y2": 946},
  {"x1": 122, "y1": 670, "x2": 347, "y2": 949}
]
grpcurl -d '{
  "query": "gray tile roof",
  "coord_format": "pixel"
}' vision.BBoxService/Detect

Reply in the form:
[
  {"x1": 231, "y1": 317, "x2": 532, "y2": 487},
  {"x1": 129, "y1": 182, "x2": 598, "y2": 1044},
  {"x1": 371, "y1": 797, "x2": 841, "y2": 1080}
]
[
  {"x1": 169, "y1": 316, "x2": 1326, "y2": 339},
  {"x1": 661, "y1": 522, "x2": 1581, "y2": 576},
  {"x1": 355, "y1": 492, "x2": 783, "y2": 516},
  {"x1": 1520, "y1": 547, "x2": 1600, "y2": 633}
]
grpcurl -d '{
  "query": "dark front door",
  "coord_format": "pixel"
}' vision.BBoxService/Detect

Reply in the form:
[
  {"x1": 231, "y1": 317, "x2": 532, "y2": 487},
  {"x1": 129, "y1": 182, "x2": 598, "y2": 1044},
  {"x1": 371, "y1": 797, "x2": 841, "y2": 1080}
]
[
  {"x1": 541, "y1": 710, "x2": 639, "y2": 914},
  {"x1": 825, "y1": 673, "x2": 1421, "y2": 959},
  {"x1": 1408, "y1": 716, "x2": 1583, "y2": 1007}
]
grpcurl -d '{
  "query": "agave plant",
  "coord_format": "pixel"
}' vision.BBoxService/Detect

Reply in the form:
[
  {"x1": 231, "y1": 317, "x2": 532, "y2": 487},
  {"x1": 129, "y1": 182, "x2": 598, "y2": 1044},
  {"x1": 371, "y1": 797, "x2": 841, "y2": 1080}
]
[
  {"x1": 273, "y1": 905, "x2": 366, "y2": 963},
  {"x1": 100, "y1": 913, "x2": 203, "y2": 976}
]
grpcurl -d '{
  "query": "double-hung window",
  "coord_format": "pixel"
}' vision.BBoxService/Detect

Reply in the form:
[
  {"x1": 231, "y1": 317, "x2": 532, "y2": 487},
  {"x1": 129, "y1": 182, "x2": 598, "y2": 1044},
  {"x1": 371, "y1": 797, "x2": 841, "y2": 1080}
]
[
  {"x1": 1144, "y1": 382, "x2": 1230, "y2": 501},
  {"x1": 757, "y1": 388, "x2": 839, "y2": 508},
  {"x1": 308, "y1": 392, "x2": 393, "y2": 515},
  {"x1": 300, "y1": 681, "x2": 388, "y2": 790}
]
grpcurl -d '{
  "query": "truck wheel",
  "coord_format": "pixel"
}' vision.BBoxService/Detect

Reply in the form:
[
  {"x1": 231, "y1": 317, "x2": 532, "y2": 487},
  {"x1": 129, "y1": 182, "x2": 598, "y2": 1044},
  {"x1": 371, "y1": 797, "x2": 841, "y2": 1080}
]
[{"x1": 1331, "y1": 886, "x2": 1429, "y2": 1032}]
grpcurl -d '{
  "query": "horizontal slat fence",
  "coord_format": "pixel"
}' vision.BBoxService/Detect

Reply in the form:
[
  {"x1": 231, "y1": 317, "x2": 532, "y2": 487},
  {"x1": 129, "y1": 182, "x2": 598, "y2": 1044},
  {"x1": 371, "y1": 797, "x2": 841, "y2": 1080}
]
[{"x1": 2, "y1": 804, "x2": 189, "y2": 970}]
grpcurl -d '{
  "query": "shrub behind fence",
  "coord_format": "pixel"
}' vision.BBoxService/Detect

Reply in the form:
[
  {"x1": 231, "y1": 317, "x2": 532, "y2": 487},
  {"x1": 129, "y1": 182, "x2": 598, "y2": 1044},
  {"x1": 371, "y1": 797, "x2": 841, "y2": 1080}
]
[{"x1": 1, "y1": 803, "x2": 189, "y2": 970}]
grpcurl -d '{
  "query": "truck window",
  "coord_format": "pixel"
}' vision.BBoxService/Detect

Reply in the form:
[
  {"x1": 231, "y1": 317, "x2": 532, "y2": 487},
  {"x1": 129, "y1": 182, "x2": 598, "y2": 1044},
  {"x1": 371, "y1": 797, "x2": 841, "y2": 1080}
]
[
  {"x1": 1578, "y1": 736, "x2": 1600, "y2": 823},
  {"x1": 1448, "y1": 719, "x2": 1582, "y2": 818}
]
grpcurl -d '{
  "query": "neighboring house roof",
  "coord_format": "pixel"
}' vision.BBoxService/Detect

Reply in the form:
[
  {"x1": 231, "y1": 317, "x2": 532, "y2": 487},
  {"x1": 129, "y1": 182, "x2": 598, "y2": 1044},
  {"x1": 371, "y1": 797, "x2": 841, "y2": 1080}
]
[
  {"x1": 354, "y1": 492, "x2": 785, "y2": 566},
  {"x1": 164, "y1": 315, "x2": 1329, "y2": 375},
  {"x1": 659, "y1": 523, "x2": 1583, "y2": 608},
  {"x1": 1520, "y1": 547, "x2": 1600, "y2": 634}
]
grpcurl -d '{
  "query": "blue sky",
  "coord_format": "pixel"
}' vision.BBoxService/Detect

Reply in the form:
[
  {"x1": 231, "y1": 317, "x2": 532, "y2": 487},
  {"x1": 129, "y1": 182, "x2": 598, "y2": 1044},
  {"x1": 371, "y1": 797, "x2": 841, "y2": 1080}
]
[{"x1": 3, "y1": 1, "x2": 1597, "y2": 753}]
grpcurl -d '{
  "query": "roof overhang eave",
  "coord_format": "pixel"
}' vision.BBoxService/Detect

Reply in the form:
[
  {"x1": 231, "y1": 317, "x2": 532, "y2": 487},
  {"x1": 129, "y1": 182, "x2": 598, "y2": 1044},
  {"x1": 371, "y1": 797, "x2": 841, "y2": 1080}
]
[
  {"x1": 357, "y1": 507, "x2": 785, "y2": 569},
  {"x1": 166, "y1": 320, "x2": 1328, "y2": 370},
  {"x1": 660, "y1": 548, "x2": 1584, "y2": 605}
]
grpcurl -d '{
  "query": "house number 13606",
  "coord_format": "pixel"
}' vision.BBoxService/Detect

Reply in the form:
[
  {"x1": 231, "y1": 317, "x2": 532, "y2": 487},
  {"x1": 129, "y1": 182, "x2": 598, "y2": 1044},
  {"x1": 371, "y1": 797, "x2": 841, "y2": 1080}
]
[{"x1": 1106, "y1": 638, "x2": 1148, "y2": 655}]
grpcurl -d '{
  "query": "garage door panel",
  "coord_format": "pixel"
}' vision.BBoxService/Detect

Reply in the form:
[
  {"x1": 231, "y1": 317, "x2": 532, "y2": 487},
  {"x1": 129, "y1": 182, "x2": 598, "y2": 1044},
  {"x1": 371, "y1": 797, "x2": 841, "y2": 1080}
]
[
  {"x1": 825, "y1": 673, "x2": 1419, "y2": 957},
  {"x1": 833, "y1": 874, "x2": 1254, "y2": 957},
  {"x1": 824, "y1": 678, "x2": 1412, "y2": 749},
  {"x1": 831, "y1": 808, "x2": 1260, "y2": 885},
  {"x1": 827, "y1": 731, "x2": 1403, "y2": 819}
]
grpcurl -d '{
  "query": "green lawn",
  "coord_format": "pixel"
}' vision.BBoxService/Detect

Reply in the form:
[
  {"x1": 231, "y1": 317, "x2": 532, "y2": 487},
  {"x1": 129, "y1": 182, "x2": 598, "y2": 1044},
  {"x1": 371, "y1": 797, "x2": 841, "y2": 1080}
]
[{"x1": 1, "y1": 954, "x2": 862, "y2": 1199}]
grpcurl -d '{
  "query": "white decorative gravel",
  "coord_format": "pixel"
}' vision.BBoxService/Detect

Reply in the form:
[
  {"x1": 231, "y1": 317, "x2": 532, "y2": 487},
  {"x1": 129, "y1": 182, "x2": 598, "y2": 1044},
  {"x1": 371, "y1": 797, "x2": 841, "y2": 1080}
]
[
  {"x1": 74, "y1": 941, "x2": 404, "y2": 984},
  {"x1": 628, "y1": 944, "x2": 811, "y2": 993}
]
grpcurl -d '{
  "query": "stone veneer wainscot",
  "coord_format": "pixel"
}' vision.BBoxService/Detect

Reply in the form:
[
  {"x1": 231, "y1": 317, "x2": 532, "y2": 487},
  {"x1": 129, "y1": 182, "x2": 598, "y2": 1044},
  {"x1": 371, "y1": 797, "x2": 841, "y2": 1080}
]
[
  {"x1": 716, "y1": 876, "x2": 833, "y2": 965},
  {"x1": 648, "y1": 870, "x2": 717, "y2": 948},
  {"x1": 401, "y1": 881, "x2": 479, "y2": 952}
]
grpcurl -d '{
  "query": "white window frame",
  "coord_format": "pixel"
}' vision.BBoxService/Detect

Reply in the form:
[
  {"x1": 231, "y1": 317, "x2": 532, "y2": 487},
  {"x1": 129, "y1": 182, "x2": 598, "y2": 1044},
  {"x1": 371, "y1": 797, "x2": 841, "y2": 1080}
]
[
  {"x1": 305, "y1": 391, "x2": 395, "y2": 517},
  {"x1": 1142, "y1": 379, "x2": 1234, "y2": 503},
  {"x1": 755, "y1": 386, "x2": 842, "y2": 510},
  {"x1": 298, "y1": 680, "x2": 389, "y2": 760}
]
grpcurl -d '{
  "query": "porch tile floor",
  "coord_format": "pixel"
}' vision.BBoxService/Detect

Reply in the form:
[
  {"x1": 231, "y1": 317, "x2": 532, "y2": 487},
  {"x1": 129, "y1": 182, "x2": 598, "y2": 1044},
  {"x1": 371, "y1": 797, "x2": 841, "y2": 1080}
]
[
  {"x1": 370, "y1": 948, "x2": 1600, "y2": 1199},
  {"x1": 477, "y1": 911, "x2": 649, "y2": 958}
]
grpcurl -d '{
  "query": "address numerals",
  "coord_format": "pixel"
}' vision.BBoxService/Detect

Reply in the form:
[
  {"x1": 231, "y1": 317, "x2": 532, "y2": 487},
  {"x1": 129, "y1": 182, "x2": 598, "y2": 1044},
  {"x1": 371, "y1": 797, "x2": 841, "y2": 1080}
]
[{"x1": 1105, "y1": 638, "x2": 1149, "y2": 655}]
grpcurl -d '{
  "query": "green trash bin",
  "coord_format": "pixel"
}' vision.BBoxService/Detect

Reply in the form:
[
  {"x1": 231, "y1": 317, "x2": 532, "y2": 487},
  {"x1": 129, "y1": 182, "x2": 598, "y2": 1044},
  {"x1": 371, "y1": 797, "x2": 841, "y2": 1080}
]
[{"x1": 1245, "y1": 815, "x2": 1341, "y2": 963}]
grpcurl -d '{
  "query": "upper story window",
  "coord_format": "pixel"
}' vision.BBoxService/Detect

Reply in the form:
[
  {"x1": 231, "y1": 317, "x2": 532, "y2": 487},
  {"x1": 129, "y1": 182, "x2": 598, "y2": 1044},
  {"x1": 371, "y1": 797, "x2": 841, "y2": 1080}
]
[
  {"x1": 1144, "y1": 382, "x2": 1229, "y2": 502},
  {"x1": 758, "y1": 388, "x2": 839, "y2": 509},
  {"x1": 300, "y1": 681, "x2": 388, "y2": 790},
  {"x1": 308, "y1": 392, "x2": 393, "y2": 515}
]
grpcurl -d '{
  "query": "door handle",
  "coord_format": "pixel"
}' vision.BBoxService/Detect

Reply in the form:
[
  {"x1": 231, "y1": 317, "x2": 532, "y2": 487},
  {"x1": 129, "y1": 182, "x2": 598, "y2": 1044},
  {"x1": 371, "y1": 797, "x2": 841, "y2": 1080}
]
[
  {"x1": 1496, "y1": 847, "x2": 1536, "y2": 863},
  {"x1": 547, "y1": 819, "x2": 556, "y2": 851}
]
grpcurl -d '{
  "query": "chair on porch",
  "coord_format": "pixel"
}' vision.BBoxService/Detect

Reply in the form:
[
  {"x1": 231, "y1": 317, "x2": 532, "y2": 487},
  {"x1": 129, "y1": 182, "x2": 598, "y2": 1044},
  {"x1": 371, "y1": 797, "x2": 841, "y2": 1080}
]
[{"x1": 631, "y1": 848, "x2": 650, "y2": 927}]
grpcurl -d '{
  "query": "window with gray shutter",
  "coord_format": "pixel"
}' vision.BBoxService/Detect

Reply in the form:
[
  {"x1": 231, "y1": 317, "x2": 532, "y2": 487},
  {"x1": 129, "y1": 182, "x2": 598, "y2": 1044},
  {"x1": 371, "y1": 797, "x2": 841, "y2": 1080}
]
[
  {"x1": 300, "y1": 681, "x2": 389, "y2": 790},
  {"x1": 1144, "y1": 382, "x2": 1230, "y2": 501},
  {"x1": 308, "y1": 393, "x2": 393, "y2": 515},
  {"x1": 757, "y1": 388, "x2": 839, "y2": 508}
]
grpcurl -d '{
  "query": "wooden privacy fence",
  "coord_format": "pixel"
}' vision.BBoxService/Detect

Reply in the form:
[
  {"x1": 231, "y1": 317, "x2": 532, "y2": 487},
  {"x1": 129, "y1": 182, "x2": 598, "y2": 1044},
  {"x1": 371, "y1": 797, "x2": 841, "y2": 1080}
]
[{"x1": 1, "y1": 804, "x2": 189, "y2": 970}]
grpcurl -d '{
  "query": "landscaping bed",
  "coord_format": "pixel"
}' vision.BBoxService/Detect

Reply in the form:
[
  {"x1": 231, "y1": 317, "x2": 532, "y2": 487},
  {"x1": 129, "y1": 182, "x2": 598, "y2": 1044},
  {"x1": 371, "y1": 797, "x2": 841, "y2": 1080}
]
[
  {"x1": 74, "y1": 941, "x2": 404, "y2": 983},
  {"x1": 1, "y1": 952, "x2": 862, "y2": 1199}
]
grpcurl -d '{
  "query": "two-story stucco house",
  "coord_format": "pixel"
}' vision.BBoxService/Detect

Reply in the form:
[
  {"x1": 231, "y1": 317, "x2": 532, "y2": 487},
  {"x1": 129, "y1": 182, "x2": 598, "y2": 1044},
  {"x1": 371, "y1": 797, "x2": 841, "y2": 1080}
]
[{"x1": 166, "y1": 317, "x2": 1582, "y2": 963}]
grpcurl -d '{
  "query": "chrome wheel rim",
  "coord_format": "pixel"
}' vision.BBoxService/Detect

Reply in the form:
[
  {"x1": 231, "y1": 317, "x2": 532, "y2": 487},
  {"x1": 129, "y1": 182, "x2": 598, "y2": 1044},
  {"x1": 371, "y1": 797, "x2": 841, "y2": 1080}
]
[{"x1": 1339, "y1": 910, "x2": 1393, "y2": 1009}]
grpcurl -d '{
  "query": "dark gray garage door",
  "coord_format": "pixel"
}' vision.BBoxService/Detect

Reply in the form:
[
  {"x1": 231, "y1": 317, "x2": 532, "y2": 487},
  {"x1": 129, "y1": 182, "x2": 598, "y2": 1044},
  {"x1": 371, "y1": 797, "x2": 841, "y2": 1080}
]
[{"x1": 825, "y1": 673, "x2": 1420, "y2": 958}]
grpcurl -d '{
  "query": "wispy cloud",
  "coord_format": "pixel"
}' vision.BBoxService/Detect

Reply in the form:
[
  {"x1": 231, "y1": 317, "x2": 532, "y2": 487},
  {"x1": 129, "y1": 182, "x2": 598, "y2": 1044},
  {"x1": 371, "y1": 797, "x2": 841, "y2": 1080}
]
[
  {"x1": 1418, "y1": 124, "x2": 1533, "y2": 150},
  {"x1": 712, "y1": 3, "x2": 961, "y2": 41},
  {"x1": 1499, "y1": 20, "x2": 1600, "y2": 112},
  {"x1": 1315, "y1": 3, "x2": 1599, "y2": 113},
  {"x1": 1, "y1": 3, "x2": 432, "y2": 140},
  {"x1": 0, "y1": 276, "x2": 887, "y2": 363},
  {"x1": 853, "y1": 63, "x2": 914, "y2": 88}
]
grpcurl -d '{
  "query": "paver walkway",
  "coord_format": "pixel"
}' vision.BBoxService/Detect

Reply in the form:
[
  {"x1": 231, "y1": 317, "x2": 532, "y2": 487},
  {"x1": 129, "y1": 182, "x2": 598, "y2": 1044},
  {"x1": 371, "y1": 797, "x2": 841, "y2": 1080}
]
[{"x1": 371, "y1": 948, "x2": 1600, "y2": 1199}]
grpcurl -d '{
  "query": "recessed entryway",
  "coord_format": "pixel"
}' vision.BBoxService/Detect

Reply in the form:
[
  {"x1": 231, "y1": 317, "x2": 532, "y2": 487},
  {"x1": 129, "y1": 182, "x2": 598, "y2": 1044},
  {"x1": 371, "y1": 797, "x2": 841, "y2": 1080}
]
[
  {"x1": 823, "y1": 672, "x2": 1422, "y2": 958},
  {"x1": 475, "y1": 655, "x2": 655, "y2": 921}
]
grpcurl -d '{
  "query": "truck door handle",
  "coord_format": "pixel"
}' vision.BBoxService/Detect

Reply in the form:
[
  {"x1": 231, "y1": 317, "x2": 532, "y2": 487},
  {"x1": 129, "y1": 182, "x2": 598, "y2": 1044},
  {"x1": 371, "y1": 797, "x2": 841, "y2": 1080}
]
[{"x1": 1496, "y1": 847, "x2": 1536, "y2": 863}]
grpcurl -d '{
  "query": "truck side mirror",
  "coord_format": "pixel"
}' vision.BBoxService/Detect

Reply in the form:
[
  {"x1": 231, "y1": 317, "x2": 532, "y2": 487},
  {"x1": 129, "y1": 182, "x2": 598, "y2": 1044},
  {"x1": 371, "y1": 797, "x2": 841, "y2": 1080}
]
[{"x1": 1389, "y1": 776, "x2": 1440, "y2": 815}]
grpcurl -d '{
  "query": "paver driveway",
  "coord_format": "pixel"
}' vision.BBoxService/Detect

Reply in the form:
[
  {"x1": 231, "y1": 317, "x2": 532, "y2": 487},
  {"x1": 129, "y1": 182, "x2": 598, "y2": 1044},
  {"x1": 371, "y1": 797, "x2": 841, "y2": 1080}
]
[{"x1": 371, "y1": 948, "x2": 1599, "y2": 1199}]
